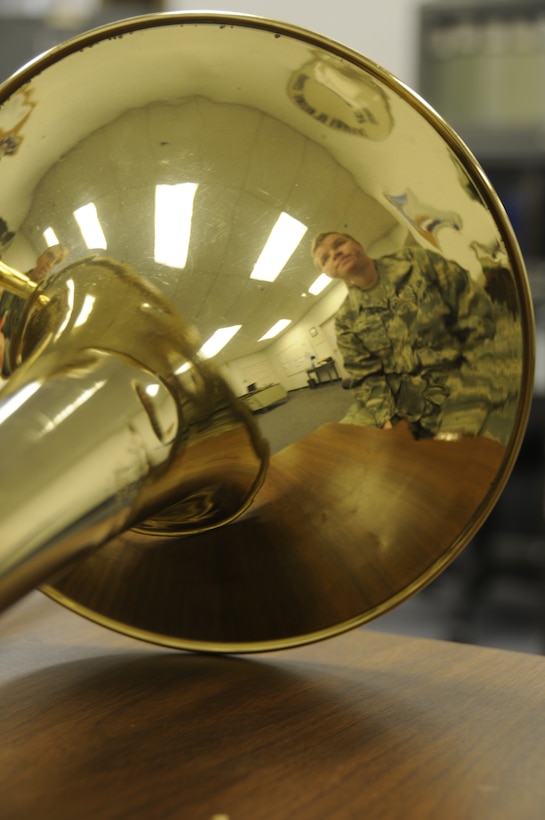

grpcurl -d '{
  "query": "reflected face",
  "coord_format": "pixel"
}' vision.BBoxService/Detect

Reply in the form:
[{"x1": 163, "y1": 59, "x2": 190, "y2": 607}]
[
  {"x1": 32, "y1": 248, "x2": 63, "y2": 282},
  {"x1": 313, "y1": 233, "x2": 370, "y2": 281}
]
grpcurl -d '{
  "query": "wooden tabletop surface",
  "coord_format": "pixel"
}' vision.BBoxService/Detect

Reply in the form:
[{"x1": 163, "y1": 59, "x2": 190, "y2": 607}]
[{"x1": 1, "y1": 591, "x2": 544, "y2": 819}]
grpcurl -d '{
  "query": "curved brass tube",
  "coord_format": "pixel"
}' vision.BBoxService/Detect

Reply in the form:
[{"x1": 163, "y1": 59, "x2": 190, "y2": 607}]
[
  {"x1": 0, "y1": 260, "x2": 37, "y2": 300},
  {"x1": 0, "y1": 256, "x2": 269, "y2": 610}
]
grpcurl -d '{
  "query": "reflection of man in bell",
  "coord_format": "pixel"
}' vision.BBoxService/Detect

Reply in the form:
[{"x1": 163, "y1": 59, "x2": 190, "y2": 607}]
[
  {"x1": 0, "y1": 244, "x2": 67, "y2": 377},
  {"x1": 312, "y1": 231, "x2": 506, "y2": 442}
]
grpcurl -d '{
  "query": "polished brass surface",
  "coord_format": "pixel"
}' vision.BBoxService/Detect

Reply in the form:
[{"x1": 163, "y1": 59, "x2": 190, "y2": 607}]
[
  {"x1": 0, "y1": 260, "x2": 37, "y2": 300},
  {"x1": 0, "y1": 13, "x2": 535, "y2": 651}
]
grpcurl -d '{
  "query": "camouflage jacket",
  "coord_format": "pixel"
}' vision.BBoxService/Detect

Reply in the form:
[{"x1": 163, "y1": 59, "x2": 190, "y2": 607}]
[{"x1": 334, "y1": 246, "x2": 502, "y2": 437}]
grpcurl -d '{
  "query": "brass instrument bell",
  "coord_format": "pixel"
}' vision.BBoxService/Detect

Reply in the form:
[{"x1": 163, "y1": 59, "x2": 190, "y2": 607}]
[{"x1": 0, "y1": 13, "x2": 534, "y2": 652}]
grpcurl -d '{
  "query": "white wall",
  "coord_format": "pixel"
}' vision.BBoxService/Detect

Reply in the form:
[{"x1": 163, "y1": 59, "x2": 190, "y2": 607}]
[
  {"x1": 164, "y1": 1, "x2": 422, "y2": 88},
  {"x1": 221, "y1": 281, "x2": 349, "y2": 396}
]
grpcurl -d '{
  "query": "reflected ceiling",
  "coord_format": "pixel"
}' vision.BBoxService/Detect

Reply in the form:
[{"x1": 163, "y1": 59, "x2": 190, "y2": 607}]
[
  {"x1": 21, "y1": 97, "x2": 397, "y2": 362},
  {"x1": 1, "y1": 17, "x2": 504, "y2": 367}
]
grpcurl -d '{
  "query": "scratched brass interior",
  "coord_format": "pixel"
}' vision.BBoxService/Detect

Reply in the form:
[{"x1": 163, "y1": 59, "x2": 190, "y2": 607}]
[{"x1": 0, "y1": 13, "x2": 534, "y2": 651}]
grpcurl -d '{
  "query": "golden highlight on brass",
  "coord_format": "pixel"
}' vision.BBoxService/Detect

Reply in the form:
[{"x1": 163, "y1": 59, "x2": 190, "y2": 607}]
[{"x1": 0, "y1": 12, "x2": 534, "y2": 652}]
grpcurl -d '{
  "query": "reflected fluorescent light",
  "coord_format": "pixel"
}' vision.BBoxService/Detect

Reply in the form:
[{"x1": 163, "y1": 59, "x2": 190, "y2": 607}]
[
  {"x1": 154, "y1": 182, "x2": 198, "y2": 268},
  {"x1": 74, "y1": 203, "x2": 107, "y2": 249},
  {"x1": 199, "y1": 325, "x2": 241, "y2": 358},
  {"x1": 308, "y1": 273, "x2": 332, "y2": 295},
  {"x1": 55, "y1": 278, "x2": 75, "y2": 338},
  {"x1": 43, "y1": 227, "x2": 59, "y2": 246},
  {"x1": 250, "y1": 212, "x2": 307, "y2": 282},
  {"x1": 74, "y1": 294, "x2": 96, "y2": 329},
  {"x1": 258, "y1": 319, "x2": 291, "y2": 341},
  {"x1": 0, "y1": 381, "x2": 41, "y2": 425},
  {"x1": 42, "y1": 381, "x2": 107, "y2": 434}
]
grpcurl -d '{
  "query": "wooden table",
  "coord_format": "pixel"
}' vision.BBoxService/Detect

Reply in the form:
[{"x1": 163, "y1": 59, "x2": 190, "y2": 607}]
[
  {"x1": 2, "y1": 593, "x2": 544, "y2": 819},
  {"x1": 306, "y1": 360, "x2": 340, "y2": 385}
]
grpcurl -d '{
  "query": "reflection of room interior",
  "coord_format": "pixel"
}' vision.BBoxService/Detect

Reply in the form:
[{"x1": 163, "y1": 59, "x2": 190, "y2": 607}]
[
  {"x1": 2, "y1": 86, "x2": 542, "y2": 657},
  {"x1": 249, "y1": 380, "x2": 352, "y2": 454},
  {"x1": 240, "y1": 382, "x2": 289, "y2": 413},
  {"x1": 306, "y1": 357, "x2": 340, "y2": 386}
]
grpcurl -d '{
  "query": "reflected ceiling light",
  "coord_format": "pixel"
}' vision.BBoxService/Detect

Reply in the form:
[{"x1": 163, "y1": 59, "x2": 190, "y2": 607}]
[
  {"x1": 258, "y1": 319, "x2": 292, "y2": 341},
  {"x1": 250, "y1": 212, "x2": 307, "y2": 282},
  {"x1": 55, "y1": 278, "x2": 75, "y2": 338},
  {"x1": 154, "y1": 182, "x2": 198, "y2": 268},
  {"x1": 43, "y1": 227, "x2": 59, "y2": 247},
  {"x1": 0, "y1": 381, "x2": 41, "y2": 425},
  {"x1": 74, "y1": 203, "x2": 107, "y2": 249},
  {"x1": 199, "y1": 325, "x2": 242, "y2": 359},
  {"x1": 42, "y1": 381, "x2": 107, "y2": 435},
  {"x1": 73, "y1": 294, "x2": 96, "y2": 329},
  {"x1": 308, "y1": 273, "x2": 332, "y2": 295}
]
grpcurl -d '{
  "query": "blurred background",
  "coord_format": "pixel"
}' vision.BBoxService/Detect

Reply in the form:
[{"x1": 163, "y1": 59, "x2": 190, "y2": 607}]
[{"x1": 0, "y1": 0, "x2": 543, "y2": 654}]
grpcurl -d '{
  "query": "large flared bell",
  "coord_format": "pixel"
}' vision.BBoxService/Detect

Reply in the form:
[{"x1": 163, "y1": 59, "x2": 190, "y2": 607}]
[{"x1": 0, "y1": 12, "x2": 534, "y2": 651}]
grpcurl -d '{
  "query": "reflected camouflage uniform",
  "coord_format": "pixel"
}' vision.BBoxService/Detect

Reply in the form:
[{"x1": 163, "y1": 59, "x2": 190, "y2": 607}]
[{"x1": 335, "y1": 246, "x2": 515, "y2": 441}]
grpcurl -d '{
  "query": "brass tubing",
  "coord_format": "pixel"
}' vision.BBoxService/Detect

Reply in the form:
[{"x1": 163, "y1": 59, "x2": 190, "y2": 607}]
[{"x1": 0, "y1": 349, "x2": 179, "y2": 611}]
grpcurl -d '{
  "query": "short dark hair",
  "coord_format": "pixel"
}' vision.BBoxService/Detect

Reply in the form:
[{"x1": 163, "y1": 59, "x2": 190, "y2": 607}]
[
  {"x1": 42, "y1": 244, "x2": 68, "y2": 265},
  {"x1": 311, "y1": 231, "x2": 358, "y2": 268}
]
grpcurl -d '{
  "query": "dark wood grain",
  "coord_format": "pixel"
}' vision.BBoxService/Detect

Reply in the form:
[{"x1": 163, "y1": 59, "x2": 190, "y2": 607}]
[{"x1": 1, "y1": 592, "x2": 544, "y2": 819}]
